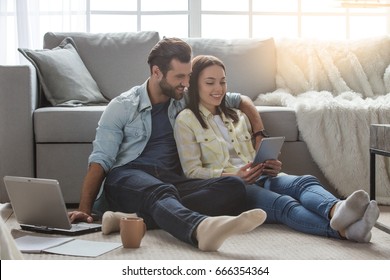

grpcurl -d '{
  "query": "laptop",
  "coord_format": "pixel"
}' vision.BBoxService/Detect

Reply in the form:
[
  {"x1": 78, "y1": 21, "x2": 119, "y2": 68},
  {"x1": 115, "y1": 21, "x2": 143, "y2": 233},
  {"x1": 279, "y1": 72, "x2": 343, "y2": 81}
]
[{"x1": 3, "y1": 176, "x2": 101, "y2": 236}]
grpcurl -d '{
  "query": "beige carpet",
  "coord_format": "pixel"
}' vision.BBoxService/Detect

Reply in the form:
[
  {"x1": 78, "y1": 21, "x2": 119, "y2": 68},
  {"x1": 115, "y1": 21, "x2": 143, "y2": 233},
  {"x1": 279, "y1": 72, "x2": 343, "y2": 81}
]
[{"x1": 1, "y1": 203, "x2": 390, "y2": 260}]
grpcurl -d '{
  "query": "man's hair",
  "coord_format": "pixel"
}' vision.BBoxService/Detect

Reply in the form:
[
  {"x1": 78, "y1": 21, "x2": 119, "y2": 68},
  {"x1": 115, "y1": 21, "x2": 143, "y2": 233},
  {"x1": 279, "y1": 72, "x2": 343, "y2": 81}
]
[
  {"x1": 147, "y1": 37, "x2": 192, "y2": 75},
  {"x1": 188, "y1": 55, "x2": 238, "y2": 129}
]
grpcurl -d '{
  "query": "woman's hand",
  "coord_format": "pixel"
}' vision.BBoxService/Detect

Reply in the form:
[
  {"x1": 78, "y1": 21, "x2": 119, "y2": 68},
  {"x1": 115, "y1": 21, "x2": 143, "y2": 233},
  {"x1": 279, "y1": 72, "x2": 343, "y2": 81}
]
[
  {"x1": 262, "y1": 159, "x2": 282, "y2": 177},
  {"x1": 236, "y1": 162, "x2": 264, "y2": 184}
]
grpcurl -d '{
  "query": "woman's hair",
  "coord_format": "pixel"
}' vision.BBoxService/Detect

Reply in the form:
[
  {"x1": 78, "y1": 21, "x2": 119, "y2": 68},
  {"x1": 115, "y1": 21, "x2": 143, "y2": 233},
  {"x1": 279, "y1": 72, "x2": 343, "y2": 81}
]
[
  {"x1": 147, "y1": 37, "x2": 192, "y2": 75},
  {"x1": 188, "y1": 55, "x2": 238, "y2": 129}
]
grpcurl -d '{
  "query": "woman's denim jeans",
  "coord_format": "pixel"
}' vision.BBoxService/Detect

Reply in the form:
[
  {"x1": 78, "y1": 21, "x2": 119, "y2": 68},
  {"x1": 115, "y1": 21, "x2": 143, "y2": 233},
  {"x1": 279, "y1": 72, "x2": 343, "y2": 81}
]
[
  {"x1": 246, "y1": 174, "x2": 341, "y2": 238},
  {"x1": 103, "y1": 163, "x2": 246, "y2": 245}
]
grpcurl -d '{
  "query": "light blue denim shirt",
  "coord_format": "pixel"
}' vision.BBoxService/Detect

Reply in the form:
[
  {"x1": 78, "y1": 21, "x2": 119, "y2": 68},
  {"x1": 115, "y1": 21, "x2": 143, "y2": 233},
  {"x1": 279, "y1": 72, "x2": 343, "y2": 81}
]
[{"x1": 88, "y1": 79, "x2": 242, "y2": 173}]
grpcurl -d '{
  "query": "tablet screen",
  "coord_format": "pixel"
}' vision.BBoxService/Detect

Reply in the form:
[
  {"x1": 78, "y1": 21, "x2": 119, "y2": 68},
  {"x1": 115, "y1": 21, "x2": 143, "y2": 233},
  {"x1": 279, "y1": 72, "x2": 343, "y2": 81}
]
[{"x1": 252, "y1": 136, "x2": 285, "y2": 165}]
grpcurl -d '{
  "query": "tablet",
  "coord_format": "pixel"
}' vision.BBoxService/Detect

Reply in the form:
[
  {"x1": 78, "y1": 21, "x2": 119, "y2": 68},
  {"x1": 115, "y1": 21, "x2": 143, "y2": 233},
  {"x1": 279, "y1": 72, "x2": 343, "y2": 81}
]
[{"x1": 252, "y1": 136, "x2": 285, "y2": 165}]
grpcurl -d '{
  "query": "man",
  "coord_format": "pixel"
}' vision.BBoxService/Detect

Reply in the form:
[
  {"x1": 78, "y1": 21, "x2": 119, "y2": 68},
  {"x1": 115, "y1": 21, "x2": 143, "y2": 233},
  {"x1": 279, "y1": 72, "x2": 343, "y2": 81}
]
[{"x1": 69, "y1": 37, "x2": 267, "y2": 251}]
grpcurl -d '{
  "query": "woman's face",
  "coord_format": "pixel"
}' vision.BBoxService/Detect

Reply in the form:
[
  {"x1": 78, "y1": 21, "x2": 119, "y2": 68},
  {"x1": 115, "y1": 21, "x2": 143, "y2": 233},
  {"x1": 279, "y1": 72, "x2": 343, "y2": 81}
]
[{"x1": 198, "y1": 64, "x2": 227, "y2": 114}]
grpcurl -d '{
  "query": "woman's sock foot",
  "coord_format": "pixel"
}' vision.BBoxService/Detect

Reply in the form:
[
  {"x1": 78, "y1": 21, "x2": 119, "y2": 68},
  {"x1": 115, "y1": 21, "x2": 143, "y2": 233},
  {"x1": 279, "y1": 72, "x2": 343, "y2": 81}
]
[
  {"x1": 345, "y1": 200, "x2": 380, "y2": 243},
  {"x1": 330, "y1": 190, "x2": 369, "y2": 231}
]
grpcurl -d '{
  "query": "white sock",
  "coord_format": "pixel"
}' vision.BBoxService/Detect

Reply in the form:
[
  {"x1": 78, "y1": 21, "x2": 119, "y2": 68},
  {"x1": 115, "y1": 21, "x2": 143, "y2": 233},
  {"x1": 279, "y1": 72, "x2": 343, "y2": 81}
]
[
  {"x1": 330, "y1": 190, "x2": 369, "y2": 231},
  {"x1": 101, "y1": 211, "x2": 138, "y2": 235},
  {"x1": 346, "y1": 200, "x2": 380, "y2": 243},
  {"x1": 196, "y1": 209, "x2": 267, "y2": 252}
]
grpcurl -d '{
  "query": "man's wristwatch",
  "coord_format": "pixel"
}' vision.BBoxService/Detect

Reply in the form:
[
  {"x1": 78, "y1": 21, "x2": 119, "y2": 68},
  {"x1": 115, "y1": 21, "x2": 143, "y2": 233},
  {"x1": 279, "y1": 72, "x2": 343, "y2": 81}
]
[{"x1": 252, "y1": 129, "x2": 269, "y2": 139}]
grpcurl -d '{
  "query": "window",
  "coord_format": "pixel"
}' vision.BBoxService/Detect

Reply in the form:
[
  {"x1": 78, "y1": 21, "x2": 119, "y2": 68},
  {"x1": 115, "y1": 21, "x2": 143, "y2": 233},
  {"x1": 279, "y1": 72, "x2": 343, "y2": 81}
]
[
  {"x1": 197, "y1": 0, "x2": 390, "y2": 39},
  {"x1": 5, "y1": 0, "x2": 390, "y2": 39},
  {"x1": 86, "y1": 0, "x2": 390, "y2": 39},
  {"x1": 2, "y1": 0, "x2": 390, "y2": 64}
]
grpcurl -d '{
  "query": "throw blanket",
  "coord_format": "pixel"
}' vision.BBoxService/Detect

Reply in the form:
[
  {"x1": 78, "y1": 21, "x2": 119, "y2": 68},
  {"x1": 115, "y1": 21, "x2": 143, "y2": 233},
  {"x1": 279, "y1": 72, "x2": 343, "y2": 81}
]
[{"x1": 254, "y1": 36, "x2": 390, "y2": 204}]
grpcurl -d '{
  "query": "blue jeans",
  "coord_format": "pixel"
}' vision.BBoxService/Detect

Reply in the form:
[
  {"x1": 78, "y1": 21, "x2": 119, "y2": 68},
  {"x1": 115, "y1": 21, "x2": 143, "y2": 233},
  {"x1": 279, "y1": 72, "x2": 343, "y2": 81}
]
[
  {"x1": 246, "y1": 174, "x2": 341, "y2": 238},
  {"x1": 102, "y1": 163, "x2": 246, "y2": 246}
]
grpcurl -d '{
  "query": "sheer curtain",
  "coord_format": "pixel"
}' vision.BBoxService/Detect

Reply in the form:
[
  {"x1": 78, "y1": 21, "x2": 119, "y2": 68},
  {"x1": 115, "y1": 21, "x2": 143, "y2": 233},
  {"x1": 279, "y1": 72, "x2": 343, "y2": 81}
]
[{"x1": 0, "y1": 0, "x2": 87, "y2": 65}]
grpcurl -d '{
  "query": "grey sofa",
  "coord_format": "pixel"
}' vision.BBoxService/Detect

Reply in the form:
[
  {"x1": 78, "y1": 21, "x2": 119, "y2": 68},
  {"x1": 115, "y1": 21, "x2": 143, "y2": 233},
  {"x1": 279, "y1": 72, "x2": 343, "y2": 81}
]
[{"x1": 0, "y1": 31, "x2": 332, "y2": 203}]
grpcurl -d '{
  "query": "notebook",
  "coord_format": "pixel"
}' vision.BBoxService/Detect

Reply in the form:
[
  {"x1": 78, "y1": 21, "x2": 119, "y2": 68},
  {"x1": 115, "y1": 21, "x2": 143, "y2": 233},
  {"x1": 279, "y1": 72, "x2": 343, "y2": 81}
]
[{"x1": 3, "y1": 176, "x2": 101, "y2": 235}]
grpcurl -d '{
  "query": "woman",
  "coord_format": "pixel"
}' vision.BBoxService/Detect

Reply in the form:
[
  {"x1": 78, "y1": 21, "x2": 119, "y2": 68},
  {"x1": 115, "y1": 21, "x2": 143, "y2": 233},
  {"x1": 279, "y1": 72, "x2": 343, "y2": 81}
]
[{"x1": 174, "y1": 55, "x2": 380, "y2": 242}]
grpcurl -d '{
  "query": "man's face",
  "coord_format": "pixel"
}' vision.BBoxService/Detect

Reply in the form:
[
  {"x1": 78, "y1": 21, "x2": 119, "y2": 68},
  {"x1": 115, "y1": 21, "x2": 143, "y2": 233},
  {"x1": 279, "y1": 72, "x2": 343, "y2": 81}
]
[{"x1": 159, "y1": 58, "x2": 191, "y2": 100}]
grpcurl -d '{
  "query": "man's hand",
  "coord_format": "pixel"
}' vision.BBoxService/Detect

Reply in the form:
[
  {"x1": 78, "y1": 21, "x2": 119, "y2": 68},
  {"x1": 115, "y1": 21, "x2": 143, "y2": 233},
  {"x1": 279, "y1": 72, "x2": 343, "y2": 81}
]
[
  {"x1": 262, "y1": 159, "x2": 282, "y2": 177},
  {"x1": 68, "y1": 210, "x2": 94, "y2": 223},
  {"x1": 69, "y1": 163, "x2": 106, "y2": 224}
]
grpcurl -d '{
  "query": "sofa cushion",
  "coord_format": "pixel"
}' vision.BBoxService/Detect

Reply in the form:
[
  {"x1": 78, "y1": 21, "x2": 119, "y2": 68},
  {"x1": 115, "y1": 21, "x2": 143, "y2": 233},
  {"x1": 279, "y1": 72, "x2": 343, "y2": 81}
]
[
  {"x1": 43, "y1": 31, "x2": 160, "y2": 101},
  {"x1": 34, "y1": 107, "x2": 105, "y2": 143},
  {"x1": 33, "y1": 105, "x2": 298, "y2": 143},
  {"x1": 184, "y1": 37, "x2": 276, "y2": 100},
  {"x1": 18, "y1": 38, "x2": 109, "y2": 107}
]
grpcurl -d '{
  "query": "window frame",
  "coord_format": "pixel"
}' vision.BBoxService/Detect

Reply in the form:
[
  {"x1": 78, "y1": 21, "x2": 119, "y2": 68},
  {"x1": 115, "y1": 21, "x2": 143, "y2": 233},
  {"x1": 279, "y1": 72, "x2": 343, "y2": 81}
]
[{"x1": 85, "y1": 0, "x2": 390, "y2": 39}]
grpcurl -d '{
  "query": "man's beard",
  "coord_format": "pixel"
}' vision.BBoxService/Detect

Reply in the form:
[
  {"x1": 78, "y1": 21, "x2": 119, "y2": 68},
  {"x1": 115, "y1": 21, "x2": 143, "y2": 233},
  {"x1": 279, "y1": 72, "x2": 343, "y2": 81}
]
[{"x1": 159, "y1": 77, "x2": 184, "y2": 100}]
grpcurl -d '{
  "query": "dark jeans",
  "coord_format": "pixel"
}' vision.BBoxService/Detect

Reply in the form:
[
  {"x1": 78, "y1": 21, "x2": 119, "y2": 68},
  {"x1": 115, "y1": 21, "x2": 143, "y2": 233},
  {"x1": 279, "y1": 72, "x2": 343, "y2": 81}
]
[{"x1": 103, "y1": 163, "x2": 246, "y2": 245}]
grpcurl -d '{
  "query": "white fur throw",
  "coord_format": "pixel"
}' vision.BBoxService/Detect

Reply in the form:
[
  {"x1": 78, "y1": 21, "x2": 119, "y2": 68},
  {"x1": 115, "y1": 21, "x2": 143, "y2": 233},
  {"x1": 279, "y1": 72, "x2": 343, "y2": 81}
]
[{"x1": 255, "y1": 36, "x2": 390, "y2": 204}]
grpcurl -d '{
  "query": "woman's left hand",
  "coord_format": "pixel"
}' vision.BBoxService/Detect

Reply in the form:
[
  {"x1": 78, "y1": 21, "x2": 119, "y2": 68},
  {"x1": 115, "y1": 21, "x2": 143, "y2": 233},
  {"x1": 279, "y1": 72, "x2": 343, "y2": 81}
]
[{"x1": 262, "y1": 159, "x2": 282, "y2": 177}]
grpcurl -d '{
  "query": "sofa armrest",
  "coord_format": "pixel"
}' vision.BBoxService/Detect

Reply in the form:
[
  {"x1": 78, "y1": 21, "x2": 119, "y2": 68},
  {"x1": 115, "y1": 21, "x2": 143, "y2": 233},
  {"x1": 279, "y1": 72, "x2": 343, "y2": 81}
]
[{"x1": 0, "y1": 65, "x2": 38, "y2": 202}]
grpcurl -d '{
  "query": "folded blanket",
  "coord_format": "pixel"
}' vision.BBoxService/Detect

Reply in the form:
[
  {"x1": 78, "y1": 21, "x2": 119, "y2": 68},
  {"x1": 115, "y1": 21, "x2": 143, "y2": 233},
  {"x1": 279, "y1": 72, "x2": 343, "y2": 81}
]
[
  {"x1": 256, "y1": 91, "x2": 390, "y2": 204},
  {"x1": 255, "y1": 36, "x2": 390, "y2": 204}
]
